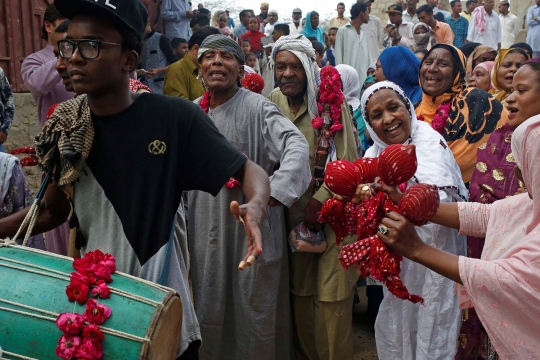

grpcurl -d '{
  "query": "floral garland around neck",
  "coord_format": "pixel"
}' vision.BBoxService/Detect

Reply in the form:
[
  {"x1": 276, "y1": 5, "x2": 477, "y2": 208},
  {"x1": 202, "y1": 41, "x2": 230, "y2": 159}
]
[
  {"x1": 199, "y1": 91, "x2": 242, "y2": 189},
  {"x1": 417, "y1": 100, "x2": 451, "y2": 134},
  {"x1": 311, "y1": 66, "x2": 344, "y2": 133}
]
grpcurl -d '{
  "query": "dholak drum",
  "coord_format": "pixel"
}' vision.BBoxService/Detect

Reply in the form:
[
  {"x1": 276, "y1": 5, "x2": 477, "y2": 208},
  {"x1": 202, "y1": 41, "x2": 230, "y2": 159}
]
[{"x1": 0, "y1": 242, "x2": 182, "y2": 359}]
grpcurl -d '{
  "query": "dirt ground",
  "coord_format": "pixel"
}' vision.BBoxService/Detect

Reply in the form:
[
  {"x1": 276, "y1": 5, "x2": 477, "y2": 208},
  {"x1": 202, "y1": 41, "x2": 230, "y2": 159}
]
[{"x1": 353, "y1": 287, "x2": 379, "y2": 359}]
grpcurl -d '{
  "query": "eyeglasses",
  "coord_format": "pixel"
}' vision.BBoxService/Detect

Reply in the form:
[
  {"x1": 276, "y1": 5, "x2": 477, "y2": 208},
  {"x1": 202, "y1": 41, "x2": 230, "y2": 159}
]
[{"x1": 58, "y1": 39, "x2": 122, "y2": 60}]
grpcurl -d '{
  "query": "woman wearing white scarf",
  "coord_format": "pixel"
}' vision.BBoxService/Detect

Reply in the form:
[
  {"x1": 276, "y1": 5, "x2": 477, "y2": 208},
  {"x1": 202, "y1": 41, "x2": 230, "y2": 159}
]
[
  {"x1": 335, "y1": 64, "x2": 361, "y2": 111},
  {"x1": 360, "y1": 81, "x2": 468, "y2": 359}
]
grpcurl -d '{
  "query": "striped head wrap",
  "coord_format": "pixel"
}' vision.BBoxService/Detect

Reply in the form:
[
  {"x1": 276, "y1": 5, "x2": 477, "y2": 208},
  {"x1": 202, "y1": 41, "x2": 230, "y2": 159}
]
[
  {"x1": 198, "y1": 34, "x2": 245, "y2": 65},
  {"x1": 272, "y1": 34, "x2": 321, "y2": 120}
]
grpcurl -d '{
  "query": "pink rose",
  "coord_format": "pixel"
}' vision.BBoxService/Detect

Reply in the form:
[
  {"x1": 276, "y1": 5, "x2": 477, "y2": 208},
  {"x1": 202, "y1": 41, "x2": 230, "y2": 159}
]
[
  {"x1": 56, "y1": 334, "x2": 82, "y2": 359},
  {"x1": 82, "y1": 324, "x2": 105, "y2": 341},
  {"x1": 91, "y1": 280, "x2": 111, "y2": 299},
  {"x1": 99, "y1": 254, "x2": 116, "y2": 273},
  {"x1": 66, "y1": 274, "x2": 90, "y2": 304},
  {"x1": 56, "y1": 313, "x2": 85, "y2": 335},
  {"x1": 84, "y1": 299, "x2": 112, "y2": 325},
  {"x1": 312, "y1": 117, "x2": 324, "y2": 129},
  {"x1": 330, "y1": 124, "x2": 343, "y2": 132},
  {"x1": 90, "y1": 263, "x2": 113, "y2": 283},
  {"x1": 75, "y1": 338, "x2": 103, "y2": 360},
  {"x1": 85, "y1": 249, "x2": 105, "y2": 263}
]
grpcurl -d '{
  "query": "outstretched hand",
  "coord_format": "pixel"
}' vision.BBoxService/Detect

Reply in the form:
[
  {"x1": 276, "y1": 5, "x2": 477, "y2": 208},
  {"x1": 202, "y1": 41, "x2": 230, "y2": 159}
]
[
  {"x1": 377, "y1": 211, "x2": 424, "y2": 259},
  {"x1": 230, "y1": 200, "x2": 264, "y2": 270}
]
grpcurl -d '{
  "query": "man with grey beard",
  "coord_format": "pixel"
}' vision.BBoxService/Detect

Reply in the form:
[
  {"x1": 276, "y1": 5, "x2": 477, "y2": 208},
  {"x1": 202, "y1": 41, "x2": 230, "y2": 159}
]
[{"x1": 269, "y1": 34, "x2": 359, "y2": 360}]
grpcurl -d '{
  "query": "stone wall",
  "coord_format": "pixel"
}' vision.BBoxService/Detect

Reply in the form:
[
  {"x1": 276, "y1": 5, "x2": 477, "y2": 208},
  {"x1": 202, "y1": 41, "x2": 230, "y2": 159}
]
[{"x1": 5, "y1": 93, "x2": 43, "y2": 193}]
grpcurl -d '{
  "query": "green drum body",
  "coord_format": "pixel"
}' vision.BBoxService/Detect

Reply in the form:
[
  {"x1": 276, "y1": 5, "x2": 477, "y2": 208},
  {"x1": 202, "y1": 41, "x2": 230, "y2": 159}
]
[{"x1": 0, "y1": 243, "x2": 182, "y2": 360}]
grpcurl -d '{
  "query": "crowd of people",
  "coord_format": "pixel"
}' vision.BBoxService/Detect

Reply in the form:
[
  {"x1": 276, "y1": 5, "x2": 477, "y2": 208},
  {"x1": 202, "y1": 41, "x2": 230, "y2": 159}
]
[{"x1": 1, "y1": 0, "x2": 540, "y2": 359}]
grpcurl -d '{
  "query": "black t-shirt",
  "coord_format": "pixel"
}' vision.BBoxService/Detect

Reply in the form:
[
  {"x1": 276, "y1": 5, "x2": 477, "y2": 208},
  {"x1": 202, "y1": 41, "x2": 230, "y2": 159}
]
[{"x1": 83, "y1": 93, "x2": 246, "y2": 265}]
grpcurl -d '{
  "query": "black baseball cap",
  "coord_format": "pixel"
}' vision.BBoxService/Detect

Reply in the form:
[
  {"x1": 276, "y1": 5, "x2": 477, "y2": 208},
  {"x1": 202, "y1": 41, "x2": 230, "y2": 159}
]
[
  {"x1": 54, "y1": 0, "x2": 148, "y2": 38},
  {"x1": 385, "y1": 4, "x2": 403, "y2": 13}
]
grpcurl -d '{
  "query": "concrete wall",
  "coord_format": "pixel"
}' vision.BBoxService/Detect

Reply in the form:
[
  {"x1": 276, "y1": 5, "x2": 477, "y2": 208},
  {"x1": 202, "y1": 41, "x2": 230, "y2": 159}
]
[{"x1": 5, "y1": 93, "x2": 43, "y2": 193}]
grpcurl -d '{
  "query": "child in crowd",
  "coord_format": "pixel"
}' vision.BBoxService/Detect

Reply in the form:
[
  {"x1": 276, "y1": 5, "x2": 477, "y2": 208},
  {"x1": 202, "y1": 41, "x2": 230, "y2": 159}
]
[
  {"x1": 218, "y1": 12, "x2": 237, "y2": 40},
  {"x1": 311, "y1": 41, "x2": 325, "y2": 68},
  {"x1": 245, "y1": 53, "x2": 259, "y2": 73},
  {"x1": 241, "y1": 38, "x2": 252, "y2": 55},
  {"x1": 324, "y1": 27, "x2": 338, "y2": 66},
  {"x1": 171, "y1": 37, "x2": 188, "y2": 59}
]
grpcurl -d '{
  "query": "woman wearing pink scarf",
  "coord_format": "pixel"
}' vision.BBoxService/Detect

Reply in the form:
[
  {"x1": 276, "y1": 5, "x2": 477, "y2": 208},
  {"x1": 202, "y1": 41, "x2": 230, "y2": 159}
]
[{"x1": 373, "y1": 60, "x2": 540, "y2": 359}]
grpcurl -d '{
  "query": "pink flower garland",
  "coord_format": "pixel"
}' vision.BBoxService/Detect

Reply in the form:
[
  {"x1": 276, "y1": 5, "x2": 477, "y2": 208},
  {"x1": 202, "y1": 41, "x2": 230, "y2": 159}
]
[
  {"x1": 417, "y1": 100, "x2": 451, "y2": 134},
  {"x1": 199, "y1": 91, "x2": 242, "y2": 189},
  {"x1": 55, "y1": 250, "x2": 116, "y2": 360},
  {"x1": 311, "y1": 66, "x2": 344, "y2": 134}
]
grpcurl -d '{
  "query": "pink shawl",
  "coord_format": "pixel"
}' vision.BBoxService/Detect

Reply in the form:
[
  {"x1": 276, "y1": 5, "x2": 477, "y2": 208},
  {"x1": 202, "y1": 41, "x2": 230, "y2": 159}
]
[
  {"x1": 472, "y1": 6, "x2": 486, "y2": 35},
  {"x1": 457, "y1": 115, "x2": 540, "y2": 359}
]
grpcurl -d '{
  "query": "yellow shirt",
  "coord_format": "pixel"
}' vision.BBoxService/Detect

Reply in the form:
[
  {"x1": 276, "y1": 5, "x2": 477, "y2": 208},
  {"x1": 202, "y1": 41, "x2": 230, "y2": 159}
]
[
  {"x1": 269, "y1": 89, "x2": 359, "y2": 301},
  {"x1": 460, "y1": 11, "x2": 471, "y2": 21},
  {"x1": 163, "y1": 55, "x2": 204, "y2": 101}
]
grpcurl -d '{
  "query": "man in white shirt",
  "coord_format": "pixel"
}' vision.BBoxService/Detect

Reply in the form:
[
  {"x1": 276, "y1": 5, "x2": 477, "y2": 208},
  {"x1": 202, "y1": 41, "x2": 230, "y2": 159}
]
[
  {"x1": 467, "y1": 0, "x2": 501, "y2": 50},
  {"x1": 404, "y1": 0, "x2": 420, "y2": 23},
  {"x1": 335, "y1": 2, "x2": 373, "y2": 84},
  {"x1": 361, "y1": 0, "x2": 383, "y2": 60},
  {"x1": 330, "y1": 2, "x2": 351, "y2": 28},
  {"x1": 386, "y1": 4, "x2": 415, "y2": 48},
  {"x1": 527, "y1": 0, "x2": 540, "y2": 57},
  {"x1": 499, "y1": 0, "x2": 520, "y2": 48},
  {"x1": 438, "y1": 0, "x2": 452, "y2": 18},
  {"x1": 289, "y1": 8, "x2": 303, "y2": 35},
  {"x1": 264, "y1": 10, "x2": 280, "y2": 35}
]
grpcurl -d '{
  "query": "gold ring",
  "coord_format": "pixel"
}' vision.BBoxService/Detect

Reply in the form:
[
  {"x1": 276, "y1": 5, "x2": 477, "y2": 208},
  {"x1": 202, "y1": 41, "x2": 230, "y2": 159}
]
[
  {"x1": 379, "y1": 225, "x2": 389, "y2": 235},
  {"x1": 361, "y1": 185, "x2": 370, "y2": 192}
]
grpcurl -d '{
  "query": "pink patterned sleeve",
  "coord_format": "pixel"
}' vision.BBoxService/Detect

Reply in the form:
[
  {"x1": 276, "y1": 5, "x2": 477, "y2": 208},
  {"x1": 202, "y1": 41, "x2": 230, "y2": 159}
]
[{"x1": 457, "y1": 202, "x2": 491, "y2": 238}]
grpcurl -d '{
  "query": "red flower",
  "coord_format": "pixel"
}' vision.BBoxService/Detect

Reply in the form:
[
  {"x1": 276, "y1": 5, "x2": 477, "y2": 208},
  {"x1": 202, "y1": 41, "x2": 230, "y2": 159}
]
[
  {"x1": 56, "y1": 313, "x2": 85, "y2": 335},
  {"x1": 66, "y1": 273, "x2": 90, "y2": 304},
  {"x1": 84, "y1": 299, "x2": 112, "y2": 325},
  {"x1": 90, "y1": 263, "x2": 113, "y2": 283},
  {"x1": 91, "y1": 280, "x2": 111, "y2": 299},
  {"x1": 85, "y1": 249, "x2": 105, "y2": 263},
  {"x1": 56, "y1": 334, "x2": 82, "y2": 359},
  {"x1": 312, "y1": 117, "x2": 324, "y2": 129},
  {"x1": 99, "y1": 254, "x2": 116, "y2": 273},
  {"x1": 75, "y1": 338, "x2": 103, "y2": 360},
  {"x1": 329, "y1": 124, "x2": 343, "y2": 132},
  {"x1": 82, "y1": 324, "x2": 105, "y2": 341}
]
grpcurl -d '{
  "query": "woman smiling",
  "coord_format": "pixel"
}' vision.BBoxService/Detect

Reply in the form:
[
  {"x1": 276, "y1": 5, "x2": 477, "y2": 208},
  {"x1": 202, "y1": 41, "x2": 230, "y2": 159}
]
[
  {"x1": 415, "y1": 44, "x2": 507, "y2": 184},
  {"x1": 360, "y1": 81, "x2": 467, "y2": 359},
  {"x1": 456, "y1": 57, "x2": 540, "y2": 360},
  {"x1": 490, "y1": 48, "x2": 530, "y2": 103}
]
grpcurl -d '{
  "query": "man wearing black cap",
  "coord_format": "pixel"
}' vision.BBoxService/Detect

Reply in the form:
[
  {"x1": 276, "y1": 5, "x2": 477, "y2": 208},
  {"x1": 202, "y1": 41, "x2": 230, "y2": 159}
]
[
  {"x1": 385, "y1": 4, "x2": 414, "y2": 47},
  {"x1": 0, "y1": 0, "x2": 271, "y2": 359}
]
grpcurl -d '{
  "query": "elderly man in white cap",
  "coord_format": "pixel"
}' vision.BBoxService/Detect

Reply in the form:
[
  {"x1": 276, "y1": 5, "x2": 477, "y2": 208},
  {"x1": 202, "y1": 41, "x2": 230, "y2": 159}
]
[
  {"x1": 264, "y1": 9, "x2": 280, "y2": 35},
  {"x1": 268, "y1": 34, "x2": 359, "y2": 360},
  {"x1": 289, "y1": 8, "x2": 304, "y2": 34}
]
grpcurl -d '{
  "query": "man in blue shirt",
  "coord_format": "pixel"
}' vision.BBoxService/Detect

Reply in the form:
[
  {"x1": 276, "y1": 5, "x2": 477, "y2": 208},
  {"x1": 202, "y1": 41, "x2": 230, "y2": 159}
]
[
  {"x1": 233, "y1": 9, "x2": 254, "y2": 38},
  {"x1": 446, "y1": 0, "x2": 469, "y2": 47},
  {"x1": 225, "y1": 10, "x2": 235, "y2": 28}
]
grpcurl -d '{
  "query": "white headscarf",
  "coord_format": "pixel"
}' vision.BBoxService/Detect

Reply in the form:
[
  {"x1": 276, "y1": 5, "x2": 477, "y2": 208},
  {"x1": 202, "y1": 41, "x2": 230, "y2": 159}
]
[
  {"x1": 272, "y1": 34, "x2": 321, "y2": 119},
  {"x1": 0, "y1": 153, "x2": 19, "y2": 201},
  {"x1": 335, "y1": 64, "x2": 361, "y2": 111},
  {"x1": 361, "y1": 81, "x2": 468, "y2": 199}
]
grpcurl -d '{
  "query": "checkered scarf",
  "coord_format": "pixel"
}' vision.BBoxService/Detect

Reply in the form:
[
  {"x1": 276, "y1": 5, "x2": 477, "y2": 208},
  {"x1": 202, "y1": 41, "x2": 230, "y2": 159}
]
[
  {"x1": 198, "y1": 34, "x2": 245, "y2": 65},
  {"x1": 35, "y1": 95, "x2": 94, "y2": 187},
  {"x1": 272, "y1": 34, "x2": 321, "y2": 120}
]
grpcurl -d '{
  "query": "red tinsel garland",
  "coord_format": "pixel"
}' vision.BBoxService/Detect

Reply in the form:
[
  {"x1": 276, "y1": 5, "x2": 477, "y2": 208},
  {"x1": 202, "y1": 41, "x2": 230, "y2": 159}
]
[{"x1": 311, "y1": 66, "x2": 344, "y2": 134}]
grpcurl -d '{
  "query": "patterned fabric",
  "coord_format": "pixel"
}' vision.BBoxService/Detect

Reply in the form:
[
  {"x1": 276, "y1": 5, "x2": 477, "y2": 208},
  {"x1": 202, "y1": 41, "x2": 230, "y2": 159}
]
[
  {"x1": 35, "y1": 95, "x2": 94, "y2": 187},
  {"x1": 446, "y1": 16, "x2": 469, "y2": 48},
  {"x1": 272, "y1": 34, "x2": 321, "y2": 120},
  {"x1": 456, "y1": 124, "x2": 522, "y2": 360},
  {"x1": 0, "y1": 154, "x2": 45, "y2": 249},
  {"x1": 457, "y1": 115, "x2": 540, "y2": 360},
  {"x1": 416, "y1": 44, "x2": 507, "y2": 183},
  {"x1": 198, "y1": 34, "x2": 245, "y2": 65},
  {"x1": 0, "y1": 67, "x2": 14, "y2": 135}
]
